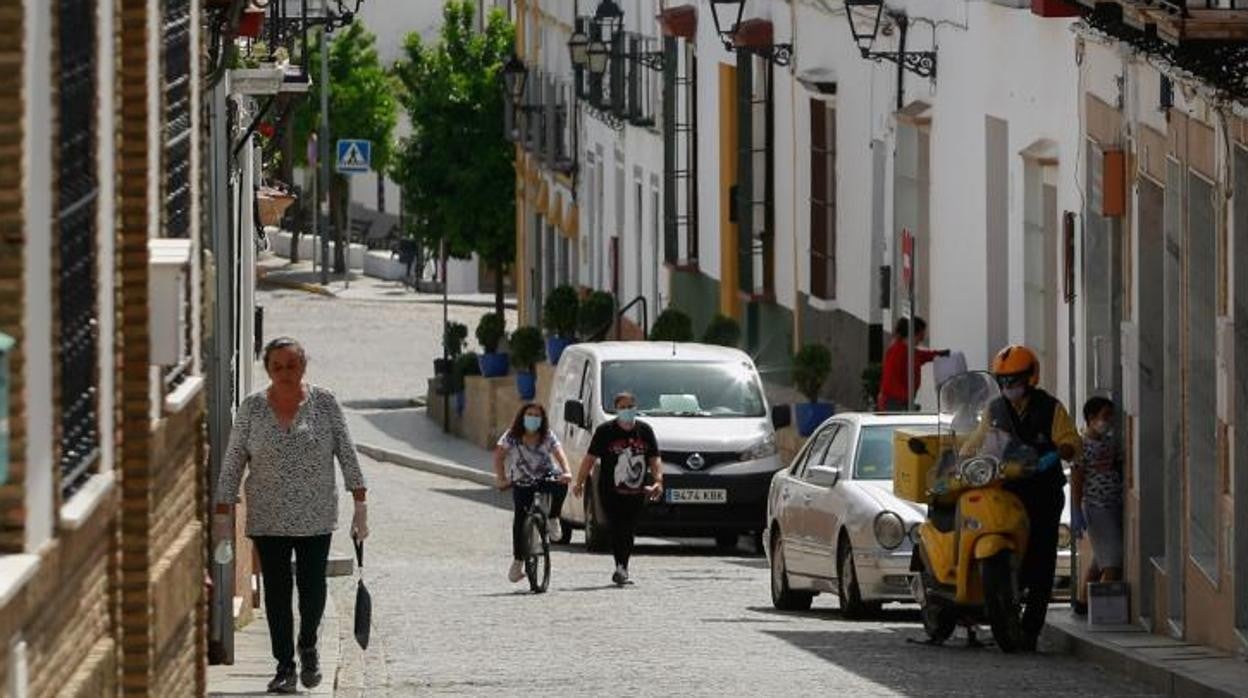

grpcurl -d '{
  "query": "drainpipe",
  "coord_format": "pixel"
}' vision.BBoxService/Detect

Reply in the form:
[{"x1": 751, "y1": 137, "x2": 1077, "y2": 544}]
[{"x1": 789, "y1": 2, "x2": 801, "y2": 359}]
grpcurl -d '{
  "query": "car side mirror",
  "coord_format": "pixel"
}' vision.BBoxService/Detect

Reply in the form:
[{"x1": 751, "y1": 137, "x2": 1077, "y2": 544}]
[
  {"x1": 807, "y1": 465, "x2": 842, "y2": 487},
  {"x1": 771, "y1": 404, "x2": 792, "y2": 430},
  {"x1": 908, "y1": 437, "x2": 929, "y2": 456},
  {"x1": 563, "y1": 399, "x2": 586, "y2": 429}
]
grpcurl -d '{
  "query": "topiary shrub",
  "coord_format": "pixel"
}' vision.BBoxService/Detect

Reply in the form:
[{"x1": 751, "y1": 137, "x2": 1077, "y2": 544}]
[
  {"x1": 701, "y1": 313, "x2": 741, "y2": 347},
  {"x1": 475, "y1": 313, "x2": 506, "y2": 354},
  {"x1": 577, "y1": 291, "x2": 616, "y2": 340},
  {"x1": 509, "y1": 326, "x2": 545, "y2": 372},
  {"x1": 792, "y1": 344, "x2": 833, "y2": 403},
  {"x1": 451, "y1": 351, "x2": 481, "y2": 392},
  {"x1": 443, "y1": 321, "x2": 468, "y2": 357},
  {"x1": 542, "y1": 285, "x2": 579, "y2": 339},
  {"x1": 649, "y1": 308, "x2": 694, "y2": 342}
]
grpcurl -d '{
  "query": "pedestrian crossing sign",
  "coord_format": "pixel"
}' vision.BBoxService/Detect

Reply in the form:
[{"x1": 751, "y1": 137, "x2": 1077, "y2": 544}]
[{"x1": 336, "y1": 139, "x2": 372, "y2": 174}]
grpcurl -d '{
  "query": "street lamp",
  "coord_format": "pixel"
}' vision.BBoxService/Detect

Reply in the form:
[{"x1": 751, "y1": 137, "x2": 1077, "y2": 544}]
[
  {"x1": 593, "y1": 0, "x2": 624, "y2": 44},
  {"x1": 586, "y1": 37, "x2": 610, "y2": 76},
  {"x1": 708, "y1": 0, "x2": 747, "y2": 51},
  {"x1": 840, "y1": 1, "x2": 936, "y2": 80},
  {"x1": 500, "y1": 53, "x2": 528, "y2": 107},
  {"x1": 568, "y1": 28, "x2": 590, "y2": 68},
  {"x1": 706, "y1": 0, "x2": 793, "y2": 66},
  {"x1": 844, "y1": 0, "x2": 885, "y2": 54}
]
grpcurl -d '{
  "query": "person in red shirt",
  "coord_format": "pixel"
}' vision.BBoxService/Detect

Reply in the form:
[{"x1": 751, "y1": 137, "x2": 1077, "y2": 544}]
[{"x1": 877, "y1": 316, "x2": 950, "y2": 411}]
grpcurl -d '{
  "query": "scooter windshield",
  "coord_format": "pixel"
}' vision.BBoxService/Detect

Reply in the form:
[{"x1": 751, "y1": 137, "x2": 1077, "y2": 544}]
[{"x1": 932, "y1": 371, "x2": 1003, "y2": 483}]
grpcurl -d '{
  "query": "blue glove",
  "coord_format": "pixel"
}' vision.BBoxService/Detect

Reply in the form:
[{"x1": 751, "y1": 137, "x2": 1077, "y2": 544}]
[
  {"x1": 1071, "y1": 506, "x2": 1087, "y2": 536},
  {"x1": 1037, "y1": 451, "x2": 1060, "y2": 472}
]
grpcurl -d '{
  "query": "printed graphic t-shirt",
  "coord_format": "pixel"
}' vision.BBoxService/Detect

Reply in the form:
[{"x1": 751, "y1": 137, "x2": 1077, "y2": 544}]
[
  {"x1": 497, "y1": 431, "x2": 561, "y2": 485},
  {"x1": 589, "y1": 419, "x2": 660, "y2": 494}
]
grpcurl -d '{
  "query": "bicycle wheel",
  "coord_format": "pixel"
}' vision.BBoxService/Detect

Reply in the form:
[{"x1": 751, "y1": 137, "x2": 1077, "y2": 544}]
[{"x1": 523, "y1": 512, "x2": 551, "y2": 593}]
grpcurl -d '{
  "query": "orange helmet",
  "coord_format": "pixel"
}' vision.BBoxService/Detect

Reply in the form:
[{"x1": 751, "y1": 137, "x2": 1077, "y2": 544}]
[{"x1": 992, "y1": 344, "x2": 1040, "y2": 387}]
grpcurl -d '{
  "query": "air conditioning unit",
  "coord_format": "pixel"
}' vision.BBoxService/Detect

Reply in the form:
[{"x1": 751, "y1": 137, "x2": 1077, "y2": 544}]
[{"x1": 148, "y1": 239, "x2": 193, "y2": 367}]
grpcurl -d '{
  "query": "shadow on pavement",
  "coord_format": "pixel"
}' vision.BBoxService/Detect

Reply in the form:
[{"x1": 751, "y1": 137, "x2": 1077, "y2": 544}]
[
  {"x1": 432, "y1": 487, "x2": 511, "y2": 511},
  {"x1": 744, "y1": 605, "x2": 921, "y2": 624}
]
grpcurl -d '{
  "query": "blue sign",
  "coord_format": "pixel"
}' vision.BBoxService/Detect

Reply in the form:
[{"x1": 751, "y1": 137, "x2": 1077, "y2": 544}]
[{"x1": 336, "y1": 139, "x2": 372, "y2": 174}]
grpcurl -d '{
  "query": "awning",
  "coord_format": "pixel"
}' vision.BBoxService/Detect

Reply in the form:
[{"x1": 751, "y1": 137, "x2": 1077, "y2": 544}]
[
  {"x1": 549, "y1": 192, "x2": 563, "y2": 230},
  {"x1": 562, "y1": 202, "x2": 579, "y2": 239}
]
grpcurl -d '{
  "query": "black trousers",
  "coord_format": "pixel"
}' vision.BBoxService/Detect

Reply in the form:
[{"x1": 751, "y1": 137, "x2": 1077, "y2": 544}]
[
  {"x1": 601, "y1": 486, "x2": 646, "y2": 568},
  {"x1": 253, "y1": 534, "x2": 333, "y2": 668},
  {"x1": 1008, "y1": 472, "x2": 1065, "y2": 638},
  {"x1": 512, "y1": 482, "x2": 567, "y2": 560}
]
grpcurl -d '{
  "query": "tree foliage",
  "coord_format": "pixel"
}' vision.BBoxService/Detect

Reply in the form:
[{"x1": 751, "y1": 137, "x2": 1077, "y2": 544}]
[
  {"x1": 392, "y1": 1, "x2": 515, "y2": 301},
  {"x1": 290, "y1": 21, "x2": 398, "y2": 272}
]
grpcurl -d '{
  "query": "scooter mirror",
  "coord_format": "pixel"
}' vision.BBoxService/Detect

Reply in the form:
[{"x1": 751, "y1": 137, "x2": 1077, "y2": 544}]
[{"x1": 907, "y1": 437, "x2": 929, "y2": 456}]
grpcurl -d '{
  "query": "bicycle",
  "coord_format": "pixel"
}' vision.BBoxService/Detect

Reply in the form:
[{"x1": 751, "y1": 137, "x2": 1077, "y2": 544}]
[{"x1": 513, "y1": 475, "x2": 564, "y2": 594}]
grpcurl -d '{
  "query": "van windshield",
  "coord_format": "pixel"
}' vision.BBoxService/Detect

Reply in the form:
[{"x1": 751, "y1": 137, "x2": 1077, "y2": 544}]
[{"x1": 600, "y1": 360, "x2": 766, "y2": 418}]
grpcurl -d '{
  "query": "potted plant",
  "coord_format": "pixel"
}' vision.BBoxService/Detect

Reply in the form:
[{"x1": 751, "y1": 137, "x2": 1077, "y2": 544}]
[
  {"x1": 509, "y1": 326, "x2": 545, "y2": 400},
  {"x1": 542, "y1": 285, "x2": 579, "y2": 364},
  {"x1": 792, "y1": 344, "x2": 835, "y2": 437},
  {"x1": 436, "y1": 321, "x2": 467, "y2": 377},
  {"x1": 452, "y1": 351, "x2": 481, "y2": 415},
  {"x1": 701, "y1": 313, "x2": 741, "y2": 347},
  {"x1": 475, "y1": 312, "x2": 509, "y2": 377},
  {"x1": 649, "y1": 308, "x2": 694, "y2": 342},
  {"x1": 577, "y1": 291, "x2": 616, "y2": 341}
]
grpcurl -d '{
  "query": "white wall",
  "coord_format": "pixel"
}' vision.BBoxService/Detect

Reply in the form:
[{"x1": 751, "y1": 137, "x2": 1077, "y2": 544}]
[
  {"x1": 21, "y1": 0, "x2": 54, "y2": 552},
  {"x1": 96, "y1": 0, "x2": 117, "y2": 477}
]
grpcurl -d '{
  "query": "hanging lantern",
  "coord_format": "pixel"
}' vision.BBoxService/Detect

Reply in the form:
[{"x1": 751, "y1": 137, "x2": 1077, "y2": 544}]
[
  {"x1": 568, "y1": 28, "x2": 590, "y2": 68},
  {"x1": 499, "y1": 52, "x2": 528, "y2": 107},
  {"x1": 707, "y1": 0, "x2": 746, "y2": 49},
  {"x1": 844, "y1": 0, "x2": 885, "y2": 54}
]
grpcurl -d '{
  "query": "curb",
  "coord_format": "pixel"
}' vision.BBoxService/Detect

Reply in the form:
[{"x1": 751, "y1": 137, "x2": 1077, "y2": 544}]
[
  {"x1": 356, "y1": 442, "x2": 494, "y2": 487},
  {"x1": 1041, "y1": 622, "x2": 1248, "y2": 698},
  {"x1": 258, "y1": 276, "x2": 339, "y2": 298}
]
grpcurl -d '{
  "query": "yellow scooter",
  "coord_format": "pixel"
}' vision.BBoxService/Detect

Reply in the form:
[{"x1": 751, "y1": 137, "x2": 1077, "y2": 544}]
[{"x1": 905, "y1": 371, "x2": 1045, "y2": 653}]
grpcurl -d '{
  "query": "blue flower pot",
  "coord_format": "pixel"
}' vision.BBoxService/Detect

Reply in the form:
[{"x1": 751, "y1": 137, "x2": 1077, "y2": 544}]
[
  {"x1": 453, "y1": 391, "x2": 465, "y2": 415},
  {"x1": 516, "y1": 371, "x2": 537, "y2": 400},
  {"x1": 795, "y1": 401, "x2": 835, "y2": 437},
  {"x1": 545, "y1": 336, "x2": 573, "y2": 365},
  {"x1": 479, "y1": 352, "x2": 510, "y2": 378}
]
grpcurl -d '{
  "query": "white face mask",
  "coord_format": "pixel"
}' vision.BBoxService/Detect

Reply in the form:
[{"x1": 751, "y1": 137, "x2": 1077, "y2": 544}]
[{"x1": 1002, "y1": 385, "x2": 1027, "y2": 403}]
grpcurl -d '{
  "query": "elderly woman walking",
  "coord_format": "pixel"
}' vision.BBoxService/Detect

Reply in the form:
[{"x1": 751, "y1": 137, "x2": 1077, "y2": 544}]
[{"x1": 214, "y1": 337, "x2": 368, "y2": 694}]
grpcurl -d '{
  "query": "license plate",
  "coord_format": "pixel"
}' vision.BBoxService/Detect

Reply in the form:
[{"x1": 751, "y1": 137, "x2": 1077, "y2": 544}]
[{"x1": 665, "y1": 488, "x2": 727, "y2": 504}]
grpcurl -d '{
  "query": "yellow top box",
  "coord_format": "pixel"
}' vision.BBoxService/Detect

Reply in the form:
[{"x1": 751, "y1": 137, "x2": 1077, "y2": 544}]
[{"x1": 893, "y1": 426, "x2": 941, "y2": 503}]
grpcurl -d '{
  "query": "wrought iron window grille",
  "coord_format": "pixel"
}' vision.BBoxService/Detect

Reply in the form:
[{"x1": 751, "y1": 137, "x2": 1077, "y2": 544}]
[
  {"x1": 57, "y1": 0, "x2": 101, "y2": 498},
  {"x1": 663, "y1": 36, "x2": 699, "y2": 268},
  {"x1": 163, "y1": 0, "x2": 194, "y2": 392}
]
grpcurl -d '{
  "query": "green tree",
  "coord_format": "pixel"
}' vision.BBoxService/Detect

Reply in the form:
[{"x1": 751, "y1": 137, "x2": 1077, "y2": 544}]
[
  {"x1": 291, "y1": 21, "x2": 398, "y2": 273},
  {"x1": 392, "y1": 0, "x2": 515, "y2": 317}
]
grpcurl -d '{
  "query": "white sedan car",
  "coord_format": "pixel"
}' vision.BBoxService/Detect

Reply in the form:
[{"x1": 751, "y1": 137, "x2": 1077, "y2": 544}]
[{"x1": 766, "y1": 413, "x2": 1072, "y2": 615}]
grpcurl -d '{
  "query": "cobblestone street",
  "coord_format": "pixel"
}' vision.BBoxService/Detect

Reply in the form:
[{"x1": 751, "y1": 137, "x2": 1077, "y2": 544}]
[{"x1": 254, "y1": 286, "x2": 1161, "y2": 697}]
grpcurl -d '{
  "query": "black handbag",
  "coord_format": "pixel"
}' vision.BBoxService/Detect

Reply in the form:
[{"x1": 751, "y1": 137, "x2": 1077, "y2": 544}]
[{"x1": 353, "y1": 538, "x2": 372, "y2": 650}]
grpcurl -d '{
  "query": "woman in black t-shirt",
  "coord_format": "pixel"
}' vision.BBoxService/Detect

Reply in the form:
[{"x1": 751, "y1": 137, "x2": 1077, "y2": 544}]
[{"x1": 573, "y1": 391, "x2": 663, "y2": 585}]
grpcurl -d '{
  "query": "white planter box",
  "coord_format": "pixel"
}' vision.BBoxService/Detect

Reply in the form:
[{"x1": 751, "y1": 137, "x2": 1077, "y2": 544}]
[
  {"x1": 228, "y1": 68, "x2": 285, "y2": 96},
  {"x1": 148, "y1": 239, "x2": 193, "y2": 366},
  {"x1": 364, "y1": 251, "x2": 406, "y2": 281}
]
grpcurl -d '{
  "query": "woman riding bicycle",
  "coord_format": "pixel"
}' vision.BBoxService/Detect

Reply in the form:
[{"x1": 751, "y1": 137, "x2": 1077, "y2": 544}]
[{"x1": 493, "y1": 403, "x2": 572, "y2": 583}]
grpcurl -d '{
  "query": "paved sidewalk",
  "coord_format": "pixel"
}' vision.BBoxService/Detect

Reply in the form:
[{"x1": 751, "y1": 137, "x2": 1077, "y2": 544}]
[
  {"x1": 257, "y1": 257, "x2": 516, "y2": 308},
  {"x1": 1044, "y1": 608, "x2": 1248, "y2": 697},
  {"x1": 347, "y1": 407, "x2": 495, "y2": 486},
  {"x1": 207, "y1": 593, "x2": 342, "y2": 697}
]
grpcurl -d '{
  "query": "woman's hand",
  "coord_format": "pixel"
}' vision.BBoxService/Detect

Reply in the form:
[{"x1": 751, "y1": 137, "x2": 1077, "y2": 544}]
[
  {"x1": 572, "y1": 481, "x2": 584, "y2": 498},
  {"x1": 557, "y1": 471, "x2": 572, "y2": 485},
  {"x1": 352, "y1": 501, "x2": 369, "y2": 541}
]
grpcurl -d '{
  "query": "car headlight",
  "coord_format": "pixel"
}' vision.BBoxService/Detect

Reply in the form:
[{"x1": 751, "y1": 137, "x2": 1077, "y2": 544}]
[
  {"x1": 874, "y1": 511, "x2": 906, "y2": 550},
  {"x1": 1058, "y1": 523, "x2": 1072, "y2": 549},
  {"x1": 959, "y1": 457, "x2": 999, "y2": 487},
  {"x1": 908, "y1": 522, "x2": 921, "y2": 545},
  {"x1": 740, "y1": 434, "x2": 778, "y2": 462}
]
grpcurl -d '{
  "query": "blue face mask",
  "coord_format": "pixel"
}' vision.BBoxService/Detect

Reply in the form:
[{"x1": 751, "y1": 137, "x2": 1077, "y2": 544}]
[
  {"x1": 523, "y1": 415, "x2": 543, "y2": 432},
  {"x1": 617, "y1": 408, "x2": 638, "y2": 425}
]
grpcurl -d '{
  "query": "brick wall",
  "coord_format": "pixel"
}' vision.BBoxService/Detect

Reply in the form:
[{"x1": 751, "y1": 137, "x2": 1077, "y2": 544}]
[{"x1": 0, "y1": 0, "x2": 27, "y2": 554}]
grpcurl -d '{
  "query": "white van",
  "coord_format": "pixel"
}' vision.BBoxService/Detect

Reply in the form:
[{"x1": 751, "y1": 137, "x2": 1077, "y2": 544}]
[{"x1": 547, "y1": 342, "x2": 791, "y2": 550}]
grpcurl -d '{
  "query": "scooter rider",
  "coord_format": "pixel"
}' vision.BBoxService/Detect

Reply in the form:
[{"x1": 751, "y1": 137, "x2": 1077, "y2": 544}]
[{"x1": 962, "y1": 344, "x2": 1081, "y2": 651}]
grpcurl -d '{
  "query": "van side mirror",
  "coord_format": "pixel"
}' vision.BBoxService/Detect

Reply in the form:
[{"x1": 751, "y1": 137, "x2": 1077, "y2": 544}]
[
  {"x1": 564, "y1": 399, "x2": 586, "y2": 429},
  {"x1": 807, "y1": 465, "x2": 841, "y2": 487},
  {"x1": 771, "y1": 405, "x2": 792, "y2": 430},
  {"x1": 908, "y1": 437, "x2": 929, "y2": 456}
]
